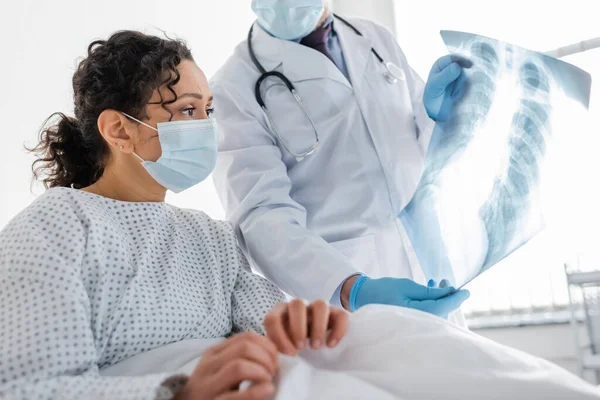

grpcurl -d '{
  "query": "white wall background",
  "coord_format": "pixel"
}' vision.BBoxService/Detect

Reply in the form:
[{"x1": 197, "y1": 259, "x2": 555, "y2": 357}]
[{"x1": 332, "y1": 0, "x2": 396, "y2": 34}]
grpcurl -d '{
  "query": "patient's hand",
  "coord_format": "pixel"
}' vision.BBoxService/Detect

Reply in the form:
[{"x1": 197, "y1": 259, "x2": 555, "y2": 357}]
[
  {"x1": 174, "y1": 332, "x2": 278, "y2": 400},
  {"x1": 263, "y1": 300, "x2": 349, "y2": 356}
]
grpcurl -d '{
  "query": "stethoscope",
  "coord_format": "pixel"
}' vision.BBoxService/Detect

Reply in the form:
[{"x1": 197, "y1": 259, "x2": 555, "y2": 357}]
[{"x1": 248, "y1": 14, "x2": 405, "y2": 161}]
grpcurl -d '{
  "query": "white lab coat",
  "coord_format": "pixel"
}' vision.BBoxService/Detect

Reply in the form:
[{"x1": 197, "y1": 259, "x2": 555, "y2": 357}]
[{"x1": 212, "y1": 18, "x2": 462, "y2": 323}]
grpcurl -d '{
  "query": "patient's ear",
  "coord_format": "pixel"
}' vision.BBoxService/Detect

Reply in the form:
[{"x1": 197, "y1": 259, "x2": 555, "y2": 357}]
[{"x1": 97, "y1": 110, "x2": 136, "y2": 154}]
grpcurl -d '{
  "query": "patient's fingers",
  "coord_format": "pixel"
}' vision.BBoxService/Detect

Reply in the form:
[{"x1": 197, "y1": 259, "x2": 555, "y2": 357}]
[
  {"x1": 207, "y1": 332, "x2": 278, "y2": 366},
  {"x1": 188, "y1": 332, "x2": 278, "y2": 400},
  {"x1": 307, "y1": 300, "x2": 329, "y2": 349},
  {"x1": 287, "y1": 299, "x2": 308, "y2": 350},
  {"x1": 210, "y1": 359, "x2": 273, "y2": 396},
  {"x1": 327, "y1": 307, "x2": 349, "y2": 348},
  {"x1": 264, "y1": 303, "x2": 297, "y2": 356},
  {"x1": 210, "y1": 336, "x2": 278, "y2": 376}
]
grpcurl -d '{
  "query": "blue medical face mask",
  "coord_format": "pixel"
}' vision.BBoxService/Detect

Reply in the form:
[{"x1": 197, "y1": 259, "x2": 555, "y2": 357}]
[
  {"x1": 252, "y1": 0, "x2": 325, "y2": 41},
  {"x1": 123, "y1": 113, "x2": 218, "y2": 194}
]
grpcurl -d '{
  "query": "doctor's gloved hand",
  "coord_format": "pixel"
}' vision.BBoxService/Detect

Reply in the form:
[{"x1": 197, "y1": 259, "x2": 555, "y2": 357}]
[
  {"x1": 423, "y1": 54, "x2": 473, "y2": 122},
  {"x1": 347, "y1": 276, "x2": 470, "y2": 318}
]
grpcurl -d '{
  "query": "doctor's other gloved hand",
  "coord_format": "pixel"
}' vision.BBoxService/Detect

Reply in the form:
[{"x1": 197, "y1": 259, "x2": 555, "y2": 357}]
[
  {"x1": 423, "y1": 54, "x2": 473, "y2": 122},
  {"x1": 344, "y1": 276, "x2": 470, "y2": 318},
  {"x1": 263, "y1": 299, "x2": 349, "y2": 357}
]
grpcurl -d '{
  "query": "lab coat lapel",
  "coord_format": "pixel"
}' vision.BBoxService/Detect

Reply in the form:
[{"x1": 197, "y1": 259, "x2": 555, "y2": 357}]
[
  {"x1": 250, "y1": 23, "x2": 351, "y2": 88},
  {"x1": 334, "y1": 18, "x2": 425, "y2": 214},
  {"x1": 334, "y1": 18, "x2": 373, "y2": 90}
]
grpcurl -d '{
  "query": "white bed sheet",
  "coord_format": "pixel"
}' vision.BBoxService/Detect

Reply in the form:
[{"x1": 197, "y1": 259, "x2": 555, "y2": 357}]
[{"x1": 101, "y1": 305, "x2": 600, "y2": 399}]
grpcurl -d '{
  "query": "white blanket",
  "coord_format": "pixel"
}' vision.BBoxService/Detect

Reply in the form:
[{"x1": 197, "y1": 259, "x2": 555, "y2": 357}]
[{"x1": 102, "y1": 306, "x2": 600, "y2": 399}]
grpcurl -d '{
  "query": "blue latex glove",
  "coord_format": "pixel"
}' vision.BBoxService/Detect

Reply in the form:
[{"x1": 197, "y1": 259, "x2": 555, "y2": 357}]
[
  {"x1": 423, "y1": 54, "x2": 473, "y2": 122},
  {"x1": 350, "y1": 276, "x2": 470, "y2": 318}
]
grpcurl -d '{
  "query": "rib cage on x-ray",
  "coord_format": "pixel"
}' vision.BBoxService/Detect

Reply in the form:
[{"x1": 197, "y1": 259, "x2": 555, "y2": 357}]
[
  {"x1": 421, "y1": 39, "x2": 553, "y2": 267},
  {"x1": 398, "y1": 31, "x2": 579, "y2": 287}
]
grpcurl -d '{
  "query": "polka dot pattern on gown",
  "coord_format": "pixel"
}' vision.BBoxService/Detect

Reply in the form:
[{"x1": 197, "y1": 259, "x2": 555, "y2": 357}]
[{"x1": 0, "y1": 187, "x2": 285, "y2": 399}]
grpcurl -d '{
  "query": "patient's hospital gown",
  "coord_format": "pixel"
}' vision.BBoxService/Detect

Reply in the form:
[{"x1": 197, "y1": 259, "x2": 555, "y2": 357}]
[{"x1": 0, "y1": 188, "x2": 286, "y2": 399}]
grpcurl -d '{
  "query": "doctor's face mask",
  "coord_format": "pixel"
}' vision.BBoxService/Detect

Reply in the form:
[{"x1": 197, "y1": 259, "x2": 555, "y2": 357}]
[{"x1": 251, "y1": 0, "x2": 326, "y2": 40}]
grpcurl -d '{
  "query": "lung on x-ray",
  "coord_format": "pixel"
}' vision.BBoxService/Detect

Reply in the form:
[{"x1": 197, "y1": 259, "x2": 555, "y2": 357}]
[{"x1": 399, "y1": 31, "x2": 592, "y2": 288}]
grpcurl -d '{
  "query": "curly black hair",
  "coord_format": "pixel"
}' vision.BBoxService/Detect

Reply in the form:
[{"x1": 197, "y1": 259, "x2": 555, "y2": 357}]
[{"x1": 29, "y1": 30, "x2": 193, "y2": 189}]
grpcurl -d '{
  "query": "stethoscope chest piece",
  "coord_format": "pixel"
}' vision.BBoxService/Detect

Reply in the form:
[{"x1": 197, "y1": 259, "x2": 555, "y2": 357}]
[{"x1": 383, "y1": 62, "x2": 405, "y2": 84}]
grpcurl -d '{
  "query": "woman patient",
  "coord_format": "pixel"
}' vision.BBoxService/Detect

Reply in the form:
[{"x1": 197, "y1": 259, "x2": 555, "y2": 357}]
[{"x1": 0, "y1": 31, "x2": 354, "y2": 400}]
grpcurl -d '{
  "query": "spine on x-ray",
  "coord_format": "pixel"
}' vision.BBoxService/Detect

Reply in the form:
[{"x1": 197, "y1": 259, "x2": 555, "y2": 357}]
[{"x1": 479, "y1": 55, "x2": 552, "y2": 268}]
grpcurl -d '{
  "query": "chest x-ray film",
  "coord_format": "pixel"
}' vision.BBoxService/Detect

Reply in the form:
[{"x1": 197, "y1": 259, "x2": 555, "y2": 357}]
[{"x1": 399, "y1": 30, "x2": 592, "y2": 288}]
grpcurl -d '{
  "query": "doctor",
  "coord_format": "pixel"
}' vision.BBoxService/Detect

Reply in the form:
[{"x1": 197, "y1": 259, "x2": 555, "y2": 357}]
[{"x1": 211, "y1": 0, "x2": 471, "y2": 319}]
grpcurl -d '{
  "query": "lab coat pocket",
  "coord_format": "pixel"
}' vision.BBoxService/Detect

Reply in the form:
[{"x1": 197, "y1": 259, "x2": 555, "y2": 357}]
[
  {"x1": 329, "y1": 234, "x2": 380, "y2": 277},
  {"x1": 369, "y1": 76, "x2": 416, "y2": 139}
]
